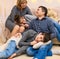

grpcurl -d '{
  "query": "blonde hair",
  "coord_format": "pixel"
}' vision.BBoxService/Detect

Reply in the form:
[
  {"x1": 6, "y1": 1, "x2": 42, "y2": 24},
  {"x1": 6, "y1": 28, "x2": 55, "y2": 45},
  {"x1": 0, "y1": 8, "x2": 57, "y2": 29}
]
[{"x1": 16, "y1": 0, "x2": 27, "y2": 9}]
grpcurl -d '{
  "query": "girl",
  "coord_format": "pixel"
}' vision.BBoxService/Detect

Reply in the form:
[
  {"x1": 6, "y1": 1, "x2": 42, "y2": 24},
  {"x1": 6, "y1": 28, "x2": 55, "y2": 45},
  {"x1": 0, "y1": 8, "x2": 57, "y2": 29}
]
[{"x1": 11, "y1": 15, "x2": 29, "y2": 36}]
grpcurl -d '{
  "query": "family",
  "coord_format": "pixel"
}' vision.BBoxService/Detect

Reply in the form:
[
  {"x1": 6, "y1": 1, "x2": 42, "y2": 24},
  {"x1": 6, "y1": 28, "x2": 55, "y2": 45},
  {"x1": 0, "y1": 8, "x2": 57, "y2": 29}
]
[{"x1": 0, "y1": 0, "x2": 60, "y2": 59}]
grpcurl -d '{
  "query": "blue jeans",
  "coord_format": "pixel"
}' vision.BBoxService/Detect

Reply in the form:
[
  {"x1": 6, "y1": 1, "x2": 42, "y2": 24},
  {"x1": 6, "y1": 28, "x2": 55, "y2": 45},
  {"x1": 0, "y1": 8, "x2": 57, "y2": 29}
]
[
  {"x1": 50, "y1": 19, "x2": 60, "y2": 41},
  {"x1": 26, "y1": 42, "x2": 52, "y2": 59},
  {"x1": 54, "y1": 28, "x2": 60, "y2": 41},
  {"x1": 0, "y1": 40, "x2": 17, "y2": 59},
  {"x1": 52, "y1": 20, "x2": 60, "y2": 33}
]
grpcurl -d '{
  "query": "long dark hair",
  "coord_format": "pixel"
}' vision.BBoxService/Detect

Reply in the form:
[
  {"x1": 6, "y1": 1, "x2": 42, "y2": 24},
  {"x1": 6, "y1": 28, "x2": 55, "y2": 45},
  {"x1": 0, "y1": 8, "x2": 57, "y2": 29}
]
[{"x1": 14, "y1": 15, "x2": 20, "y2": 25}]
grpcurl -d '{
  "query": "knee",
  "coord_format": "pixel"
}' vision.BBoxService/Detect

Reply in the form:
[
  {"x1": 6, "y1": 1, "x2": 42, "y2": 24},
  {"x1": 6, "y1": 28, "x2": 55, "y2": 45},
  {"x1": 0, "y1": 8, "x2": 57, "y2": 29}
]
[
  {"x1": 26, "y1": 47, "x2": 33, "y2": 56},
  {"x1": 39, "y1": 45, "x2": 49, "y2": 52},
  {"x1": 19, "y1": 26, "x2": 25, "y2": 33},
  {"x1": 39, "y1": 43, "x2": 52, "y2": 51}
]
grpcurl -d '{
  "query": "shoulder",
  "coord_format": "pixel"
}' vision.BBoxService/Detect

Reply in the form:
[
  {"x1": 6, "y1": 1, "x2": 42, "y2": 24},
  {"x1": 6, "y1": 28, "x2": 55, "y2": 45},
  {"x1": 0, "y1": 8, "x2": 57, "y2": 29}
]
[
  {"x1": 11, "y1": 5, "x2": 18, "y2": 12},
  {"x1": 30, "y1": 18, "x2": 37, "y2": 23},
  {"x1": 45, "y1": 17, "x2": 53, "y2": 23},
  {"x1": 25, "y1": 6, "x2": 30, "y2": 10}
]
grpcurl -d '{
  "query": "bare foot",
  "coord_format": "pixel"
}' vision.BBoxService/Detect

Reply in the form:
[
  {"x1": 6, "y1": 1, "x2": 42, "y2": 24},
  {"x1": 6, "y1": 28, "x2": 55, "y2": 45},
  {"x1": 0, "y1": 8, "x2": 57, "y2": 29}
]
[{"x1": 8, "y1": 53, "x2": 16, "y2": 59}]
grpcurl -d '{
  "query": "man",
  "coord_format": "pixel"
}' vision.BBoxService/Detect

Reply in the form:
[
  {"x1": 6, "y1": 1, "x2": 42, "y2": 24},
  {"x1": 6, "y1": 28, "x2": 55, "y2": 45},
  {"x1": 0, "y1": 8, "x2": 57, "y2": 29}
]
[
  {"x1": 26, "y1": 6, "x2": 57, "y2": 59},
  {"x1": 9, "y1": 6, "x2": 56, "y2": 59},
  {"x1": 27, "y1": 6, "x2": 56, "y2": 59}
]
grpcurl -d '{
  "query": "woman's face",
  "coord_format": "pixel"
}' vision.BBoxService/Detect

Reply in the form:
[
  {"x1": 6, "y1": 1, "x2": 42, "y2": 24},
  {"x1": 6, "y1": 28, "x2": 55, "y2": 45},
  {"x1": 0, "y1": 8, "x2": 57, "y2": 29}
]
[{"x1": 20, "y1": 2, "x2": 27, "y2": 9}]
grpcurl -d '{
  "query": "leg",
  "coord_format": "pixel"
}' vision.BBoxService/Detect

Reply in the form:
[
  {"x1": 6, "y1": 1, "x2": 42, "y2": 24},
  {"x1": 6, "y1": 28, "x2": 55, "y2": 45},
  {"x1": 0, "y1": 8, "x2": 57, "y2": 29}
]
[
  {"x1": 26, "y1": 46, "x2": 38, "y2": 56},
  {"x1": 5, "y1": 20, "x2": 20, "y2": 37},
  {"x1": 16, "y1": 46, "x2": 28, "y2": 56},
  {"x1": 50, "y1": 20, "x2": 60, "y2": 41},
  {"x1": 18, "y1": 29, "x2": 37, "y2": 46},
  {"x1": 11, "y1": 25, "x2": 20, "y2": 37},
  {"x1": 51, "y1": 20, "x2": 60, "y2": 33},
  {"x1": 0, "y1": 40, "x2": 16, "y2": 59},
  {"x1": 47, "y1": 50, "x2": 52, "y2": 56},
  {"x1": 33, "y1": 42, "x2": 53, "y2": 59},
  {"x1": 55, "y1": 28, "x2": 60, "y2": 41},
  {"x1": 8, "y1": 46, "x2": 29, "y2": 59}
]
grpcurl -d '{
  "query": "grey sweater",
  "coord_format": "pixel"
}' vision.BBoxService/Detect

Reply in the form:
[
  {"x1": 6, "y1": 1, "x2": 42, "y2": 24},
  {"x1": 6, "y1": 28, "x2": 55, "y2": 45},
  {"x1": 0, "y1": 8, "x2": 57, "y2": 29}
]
[
  {"x1": 16, "y1": 29, "x2": 37, "y2": 56},
  {"x1": 5, "y1": 5, "x2": 32, "y2": 31}
]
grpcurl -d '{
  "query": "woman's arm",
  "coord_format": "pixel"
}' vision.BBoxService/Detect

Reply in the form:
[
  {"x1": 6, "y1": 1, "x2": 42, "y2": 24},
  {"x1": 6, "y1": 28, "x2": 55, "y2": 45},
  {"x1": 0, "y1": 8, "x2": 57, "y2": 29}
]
[
  {"x1": 26, "y1": 6, "x2": 32, "y2": 15},
  {"x1": 5, "y1": 6, "x2": 17, "y2": 31}
]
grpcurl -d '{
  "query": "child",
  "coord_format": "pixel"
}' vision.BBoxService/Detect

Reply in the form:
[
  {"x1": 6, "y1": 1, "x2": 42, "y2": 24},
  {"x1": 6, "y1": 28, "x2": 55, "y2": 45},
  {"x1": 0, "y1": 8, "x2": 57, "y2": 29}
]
[
  {"x1": 11, "y1": 15, "x2": 29, "y2": 36},
  {"x1": 30, "y1": 33, "x2": 51, "y2": 49},
  {"x1": 14, "y1": 15, "x2": 29, "y2": 32}
]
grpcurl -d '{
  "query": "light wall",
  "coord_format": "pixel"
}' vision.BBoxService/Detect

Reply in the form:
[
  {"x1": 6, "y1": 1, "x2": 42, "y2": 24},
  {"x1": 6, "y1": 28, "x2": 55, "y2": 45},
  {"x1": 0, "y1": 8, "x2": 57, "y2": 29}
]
[
  {"x1": 0, "y1": 0, "x2": 60, "y2": 21},
  {"x1": 0, "y1": 0, "x2": 16, "y2": 21}
]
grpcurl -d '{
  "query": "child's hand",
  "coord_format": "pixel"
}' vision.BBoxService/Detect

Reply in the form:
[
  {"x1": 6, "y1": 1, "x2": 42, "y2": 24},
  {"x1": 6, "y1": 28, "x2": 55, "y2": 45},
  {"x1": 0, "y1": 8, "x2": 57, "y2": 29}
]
[
  {"x1": 25, "y1": 24, "x2": 29, "y2": 28},
  {"x1": 19, "y1": 26, "x2": 25, "y2": 33},
  {"x1": 14, "y1": 33, "x2": 21, "y2": 38},
  {"x1": 30, "y1": 41, "x2": 37, "y2": 45}
]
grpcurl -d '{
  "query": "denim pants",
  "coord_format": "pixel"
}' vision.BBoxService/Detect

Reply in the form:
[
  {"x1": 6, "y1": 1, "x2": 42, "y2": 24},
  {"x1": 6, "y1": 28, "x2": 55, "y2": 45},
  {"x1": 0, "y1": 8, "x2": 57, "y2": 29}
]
[
  {"x1": 52, "y1": 21, "x2": 60, "y2": 41},
  {"x1": 26, "y1": 42, "x2": 52, "y2": 59},
  {"x1": 0, "y1": 40, "x2": 16, "y2": 59},
  {"x1": 46, "y1": 19, "x2": 60, "y2": 41}
]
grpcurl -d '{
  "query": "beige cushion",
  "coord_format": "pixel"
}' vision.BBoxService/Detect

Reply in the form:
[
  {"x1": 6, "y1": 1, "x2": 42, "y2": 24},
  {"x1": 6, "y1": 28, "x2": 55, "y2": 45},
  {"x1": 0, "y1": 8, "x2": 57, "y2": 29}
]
[{"x1": 52, "y1": 38, "x2": 60, "y2": 44}]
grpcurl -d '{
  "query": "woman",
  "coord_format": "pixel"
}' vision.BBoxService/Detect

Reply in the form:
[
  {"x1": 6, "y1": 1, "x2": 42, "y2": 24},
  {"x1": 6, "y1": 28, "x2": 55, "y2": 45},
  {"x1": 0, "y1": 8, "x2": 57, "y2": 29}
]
[{"x1": 5, "y1": 0, "x2": 32, "y2": 36}]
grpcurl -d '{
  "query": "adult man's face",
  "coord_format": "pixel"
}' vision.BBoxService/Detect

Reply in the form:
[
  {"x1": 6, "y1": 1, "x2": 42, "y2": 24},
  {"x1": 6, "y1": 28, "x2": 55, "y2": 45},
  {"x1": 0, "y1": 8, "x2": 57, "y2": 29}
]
[{"x1": 35, "y1": 7, "x2": 45, "y2": 17}]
